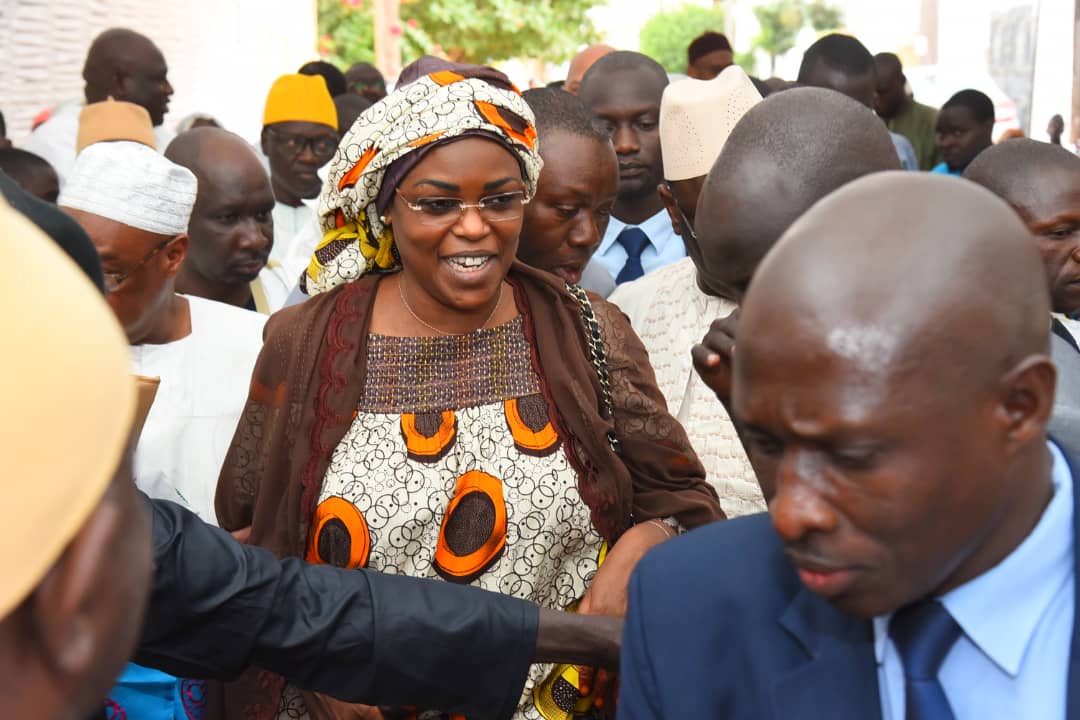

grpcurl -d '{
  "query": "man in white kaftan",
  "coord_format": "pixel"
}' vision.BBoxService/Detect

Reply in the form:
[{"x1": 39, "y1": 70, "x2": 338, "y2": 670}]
[
  {"x1": 59, "y1": 139, "x2": 264, "y2": 525},
  {"x1": 22, "y1": 29, "x2": 176, "y2": 184},
  {"x1": 610, "y1": 68, "x2": 764, "y2": 516}
]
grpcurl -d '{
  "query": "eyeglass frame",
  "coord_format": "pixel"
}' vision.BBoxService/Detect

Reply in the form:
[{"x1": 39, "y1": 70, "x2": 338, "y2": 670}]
[
  {"x1": 103, "y1": 236, "x2": 176, "y2": 293},
  {"x1": 663, "y1": 181, "x2": 698, "y2": 243},
  {"x1": 393, "y1": 188, "x2": 531, "y2": 226},
  {"x1": 265, "y1": 126, "x2": 339, "y2": 159}
]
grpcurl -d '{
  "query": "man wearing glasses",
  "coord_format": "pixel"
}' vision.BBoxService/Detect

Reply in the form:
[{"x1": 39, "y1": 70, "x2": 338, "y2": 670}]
[
  {"x1": 260, "y1": 73, "x2": 340, "y2": 280},
  {"x1": 59, "y1": 139, "x2": 265, "y2": 526},
  {"x1": 59, "y1": 138, "x2": 267, "y2": 715},
  {"x1": 608, "y1": 66, "x2": 763, "y2": 517}
]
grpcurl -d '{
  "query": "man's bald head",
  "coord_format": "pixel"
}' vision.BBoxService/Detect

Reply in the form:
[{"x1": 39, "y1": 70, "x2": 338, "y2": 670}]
[
  {"x1": 735, "y1": 173, "x2": 1054, "y2": 619},
  {"x1": 565, "y1": 44, "x2": 616, "y2": 94},
  {"x1": 964, "y1": 138, "x2": 1080, "y2": 217},
  {"x1": 966, "y1": 139, "x2": 1080, "y2": 314},
  {"x1": 695, "y1": 87, "x2": 899, "y2": 300},
  {"x1": 746, "y1": 173, "x2": 1049, "y2": 373},
  {"x1": 83, "y1": 28, "x2": 173, "y2": 126},
  {"x1": 798, "y1": 33, "x2": 876, "y2": 108},
  {"x1": 577, "y1": 51, "x2": 668, "y2": 100},
  {"x1": 166, "y1": 128, "x2": 275, "y2": 294},
  {"x1": 166, "y1": 126, "x2": 261, "y2": 174}
]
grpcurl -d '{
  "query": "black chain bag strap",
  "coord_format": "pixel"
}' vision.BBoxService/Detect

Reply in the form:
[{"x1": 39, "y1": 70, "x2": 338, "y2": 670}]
[{"x1": 565, "y1": 283, "x2": 620, "y2": 455}]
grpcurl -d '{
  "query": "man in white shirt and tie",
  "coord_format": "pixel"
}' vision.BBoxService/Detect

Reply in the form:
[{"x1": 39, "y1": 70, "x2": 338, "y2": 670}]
[{"x1": 578, "y1": 51, "x2": 685, "y2": 284}]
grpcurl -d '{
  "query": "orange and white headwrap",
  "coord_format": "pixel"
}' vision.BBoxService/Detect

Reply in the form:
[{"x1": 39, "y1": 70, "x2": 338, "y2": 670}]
[{"x1": 303, "y1": 58, "x2": 542, "y2": 296}]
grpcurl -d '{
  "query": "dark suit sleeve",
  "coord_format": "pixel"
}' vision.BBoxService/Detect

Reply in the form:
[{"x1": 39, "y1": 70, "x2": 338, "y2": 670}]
[
  {"x1": 134, "y1": 497, "x2": 538, "y2": 720},
  {"x1": 617, "y1": 565, "x2": 664, "y2": 720}
]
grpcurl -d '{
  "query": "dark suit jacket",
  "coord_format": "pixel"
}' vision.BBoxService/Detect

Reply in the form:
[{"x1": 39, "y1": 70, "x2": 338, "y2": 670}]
[
  {"x1": 135, "y1": 496, "x2": 536, "y2": 720},
  {"x1": 618, "y1": 444, "x2": 1080, "y2": 720}
]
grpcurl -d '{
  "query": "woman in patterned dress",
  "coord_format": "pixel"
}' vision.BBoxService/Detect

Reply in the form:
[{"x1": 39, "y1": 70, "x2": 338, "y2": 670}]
[{"x1": 215, "y1": 58, "x2": 722, "y2": 720}]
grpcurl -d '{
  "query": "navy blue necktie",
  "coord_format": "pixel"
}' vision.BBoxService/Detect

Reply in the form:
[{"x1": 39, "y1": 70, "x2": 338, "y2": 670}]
[
  {"x1": 889, "y1": 600, "x2": 962, "y2": 720},
  {"x1": 615, "y1": 227, "x2": 650, "y2": 284}
]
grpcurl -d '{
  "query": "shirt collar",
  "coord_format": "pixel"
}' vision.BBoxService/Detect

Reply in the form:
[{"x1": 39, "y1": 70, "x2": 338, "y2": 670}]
[
  {"x1": 597, "y1": 209, "x2": 676, "y2": 255},
  {"x1": 874, "y1": 440, "x2": 1074, "y2": 675}
]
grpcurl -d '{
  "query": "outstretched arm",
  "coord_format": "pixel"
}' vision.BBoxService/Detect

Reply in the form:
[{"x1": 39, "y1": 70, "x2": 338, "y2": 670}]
[{"x1": 136, "y1": 497, "x2": 620, "y2": 719}]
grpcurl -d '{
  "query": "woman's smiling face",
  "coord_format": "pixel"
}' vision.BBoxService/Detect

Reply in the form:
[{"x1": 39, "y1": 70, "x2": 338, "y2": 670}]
[{"x1": 390, "y1": 136, "x2": 526, "y2": 317}]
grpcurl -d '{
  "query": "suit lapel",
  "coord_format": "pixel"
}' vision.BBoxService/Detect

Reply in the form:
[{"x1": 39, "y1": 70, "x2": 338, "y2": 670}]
[{"x1": 771, "y1": 587, "x2": 883, "y2": 720}]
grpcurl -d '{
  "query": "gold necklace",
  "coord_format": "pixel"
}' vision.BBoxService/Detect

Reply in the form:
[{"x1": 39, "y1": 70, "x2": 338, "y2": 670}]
[{"x1": 398, "y1": 277, "x2": 504, "y2": 336}]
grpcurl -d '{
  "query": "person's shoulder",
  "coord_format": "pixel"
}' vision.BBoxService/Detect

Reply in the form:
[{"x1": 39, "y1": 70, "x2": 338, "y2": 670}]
[
  {"x1": 634, "y1": 514, "x2": 795, "y2": 609},
  {"x1": 263, "y1": 280, "x2": 368, "y2": 340},
  {"x1": 631, "y1": 255, "x2": 696, "y2": 290},
  {"x1": 187, "y1": 295, "x2": 267, "y2": 338},
  {"x1": 25, "y1": 102, "x2": 80, "y2": 137},
  {"x1": 913, "y1": 100, "x2": 939, "y2": 120},
  {"x1": 608, "y1": 257, "x2": 696, "y2": 315}
]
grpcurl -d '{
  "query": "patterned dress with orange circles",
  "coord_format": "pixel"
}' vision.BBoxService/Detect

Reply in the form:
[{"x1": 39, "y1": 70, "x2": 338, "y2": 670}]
[{"x1": 280, "y1": 315, "x2": 604, "y2": 720}]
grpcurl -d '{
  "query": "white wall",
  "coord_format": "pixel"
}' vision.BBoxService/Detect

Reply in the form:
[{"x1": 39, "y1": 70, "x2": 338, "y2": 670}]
[
  {"x1": 0, "y1": 0, "x2": 318, "y2": 145},
  {"x1": 1030, "y1": 0, "x2": 1076, "y2": 142}
]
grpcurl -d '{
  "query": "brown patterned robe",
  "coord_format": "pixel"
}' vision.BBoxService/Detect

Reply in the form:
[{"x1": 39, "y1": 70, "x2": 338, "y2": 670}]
[{"x1": 213, "y1": 261, "x2": 723, "y2": 719}]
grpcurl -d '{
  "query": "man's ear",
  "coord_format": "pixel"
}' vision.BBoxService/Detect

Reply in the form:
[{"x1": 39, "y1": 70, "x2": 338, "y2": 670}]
[
  {"x1": 996, "y1": 353, "x2": 1056, "y2": 454},
  {"x1": 260, "y1": 127, "x2": 271, "y2": 156},
  {"x1": 110, "y1": 70, "x2": 130, "y2": 103},
  {"x1": 657, "y1": 183, "x2": 685, "y2": 237},
  {"x1": 162, "y1": 234, "x2": 189, "y2": 277},
  {"x1": 31, "y1": 496, "x2": 118, "y2": 678}
]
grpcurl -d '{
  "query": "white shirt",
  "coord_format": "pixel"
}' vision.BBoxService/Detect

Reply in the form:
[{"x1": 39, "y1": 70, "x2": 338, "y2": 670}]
[
  {"x1": 20, "y1": 102, "x2": 175, "y2": 185},
  {"x1": 251, "y1": 260, "x2": 294, "y2": 315},
  {"x1": 130, "y1": 295, "x2": 266, "y2": 523},
  {"x1": 609, "y1": 257, "x2": 764, "y2": 516},
  {"x1": 271, "y1": 199, "x2": 320, "y2": 273},
  {"x1": 592, "y1": 208, "x2": 685, "y2": 282},
  {"x1": 873, "y1": 441, "x2": 1075, "y2": 720}
]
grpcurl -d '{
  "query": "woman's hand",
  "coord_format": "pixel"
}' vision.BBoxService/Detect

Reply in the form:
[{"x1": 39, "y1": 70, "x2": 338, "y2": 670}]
[{"x1": 578, "y1": 520, "x2": 674, "y2": 618}]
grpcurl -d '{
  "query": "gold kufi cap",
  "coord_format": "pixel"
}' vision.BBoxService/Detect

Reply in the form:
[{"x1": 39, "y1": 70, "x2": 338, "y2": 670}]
[{"x1": 0, "y1": 198, "x2": 135, "y2": 619}]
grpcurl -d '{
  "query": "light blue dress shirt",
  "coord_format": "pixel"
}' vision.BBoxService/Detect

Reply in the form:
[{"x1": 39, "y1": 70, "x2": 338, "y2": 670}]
[
  {"x1": 873, "y1": 441, "x2": 1075, "y2": 720},
  {"x1": 931, "y1": 162, "x2": 963, "y2": 176},
  {"x1": 890, "y1": 132, "x2": 919, "y2": 171},
  {"x1": 593, "y1": 209, "x2": 685, "y2": 283}
]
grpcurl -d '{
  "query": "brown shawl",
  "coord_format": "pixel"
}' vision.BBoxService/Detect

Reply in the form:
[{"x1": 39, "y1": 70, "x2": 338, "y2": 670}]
[{"x1": 214, "y1": 261, "x2": 722, "y2": 717}]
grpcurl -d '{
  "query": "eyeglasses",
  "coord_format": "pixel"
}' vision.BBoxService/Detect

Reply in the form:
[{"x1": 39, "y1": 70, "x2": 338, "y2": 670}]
[
  {"x1": 664, "y1": 182, "x2": 698, "y2": 243},
  {"x1": 103, "y1": 236, "x2": 174, "y2": 293},
  {"x1": 394, "y1": 189, "x2": 529, "y2": 227},
  {"x1": 266, "y1": 127, "x2": 338, "y2": 159}
]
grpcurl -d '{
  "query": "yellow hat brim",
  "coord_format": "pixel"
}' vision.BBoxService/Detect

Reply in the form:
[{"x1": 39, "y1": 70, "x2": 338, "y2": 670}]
[{"x1": 0, "y1": 198, "x2": 135, "y2": 620}]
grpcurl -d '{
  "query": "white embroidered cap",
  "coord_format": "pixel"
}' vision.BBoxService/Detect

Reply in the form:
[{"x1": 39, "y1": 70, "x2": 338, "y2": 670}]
[
  {"x1": 659, "y1": 65, "x2": 763, "y2": 182},
  {"x1": 59, "y1": 140, "x2": 197, "y2": 236}
]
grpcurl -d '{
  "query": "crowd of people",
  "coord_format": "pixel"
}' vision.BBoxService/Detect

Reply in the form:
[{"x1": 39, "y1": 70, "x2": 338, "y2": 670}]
[{"x1": 3, "y1": 20, "x2": 1080, "y2": 720}]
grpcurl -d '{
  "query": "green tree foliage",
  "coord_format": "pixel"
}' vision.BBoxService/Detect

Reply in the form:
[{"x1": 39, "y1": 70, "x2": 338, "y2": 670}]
[
  {"x1": 752, "y1": 0, "x2": 803, "y2": 75},
  {"x1": 751, "y1": 0, "x2": 843, "y2": 75},
  {"x1": 804, "y1": 0, "x2": 843, "y2": 31},
  {"x1": 638, "y1": 4, "x2": 726, "y2": 73},
  {"x1": 318, "y1": 0, "x2": 600, "y2": 69}
]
